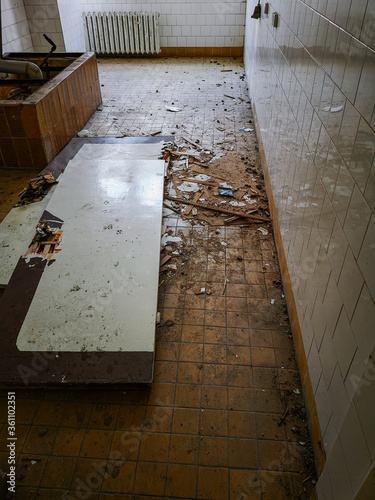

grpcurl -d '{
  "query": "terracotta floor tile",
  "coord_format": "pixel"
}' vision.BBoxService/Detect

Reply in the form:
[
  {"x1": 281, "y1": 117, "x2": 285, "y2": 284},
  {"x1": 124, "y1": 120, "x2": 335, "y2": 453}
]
[
  {"x1": 273, "y1": 331, "x2": 293, "y2": 349},
  {"x1": 252, "y1": 367, "x2": 277, "y2": 389},
  {"x1": 275, "y1": 348, "x2": 298, "y2": 369},
  {"x1": 207, "y1": 269, "x2": 227, "y2": 282},
  {"x1": 88, "y1": 404, "x2": 119, "y2": 430},
  {"x1": 80, "y1": 429, "x2": 113, "y2": 459},
  {"x1": 184, "y1": 294, "x2": 206, "y2": 310},
  {"x1": 256, "y1": 413, "x2": 287, "y2": 441},
  {"x1": 250, "y1": 329, "x2": 274, "y2": 348},
  {"x1": 40, "y1": 456, "x2": 77, "y2": 488},
  {"x1": 33, "y1": 400, "x2": 65, "y2": 426},
  {"x1": 202, "y1": 363, "x2": 228, "y2": 386},
  {"x1": 246, "y1": 284, "x2": 268, "y2": 298},
  {"x1": 156, "y1": 324, "x2": 182, "y2": 342},
  {"x1": 199, "y1": 436, "x2": 228, "y2": 466},
  {"x1": 175, "y1": 384, "x2": 202, "y2": 408},
  {"x1": 153, "y1": 361, "x2": 178, "y2": 383},
  {"x1": 13, "y1": 399, "x2": 40, "y2": 424},
  {"x1": 165, "y1": 464, "x2": 198, "y2": 498},
  {"x1": 18, "y1": 454, "x2": 48, "y2": 488},
  {"x1": 200, "y1": 409, "x2": 228, "y2": 437},
  {"x1": 138, "y1": 432, "x2": 170, "y2": 462},
  {"x1": 202, "y1": 386, "x2": 228, "y2": 410},
  {"x1": 60, "y1": 401, "x2": 93, "y2": 427},
  {"x1": 226, "y1": 283, "x2": 247, "y2": 297},
  {"x1": 181, "y1": 325, "x2": 204, "y2": 343},
  {"x1": 204, "y1": 326, "x2": 227, "y2": 344},
  {"x1": 228, "y1": 438, "x2": 258, "y2": 468},
  {"x1": 169, "y1": 435, "x2": 199, "y2": 464},
  {"x1": 71, "y1": 458, "x2": 107, "y2": 493},
  {"x1": 254, "y1": 389, "x2": 283, "y2": 414},
  {"x1": 161, "y1": 307, "x2": 184, "y2": 324},
  {"x1": 179, "y1": 343, "x2": 203, "y2": 362},
  {"x1": 228, "y1": 412, "x2": 256, "y2": 439},
  {"x1": 251, "y1": 347, "x2": 276, "y2": 367},
  {"x1": 155, "y1": 341, "x2": 180, "y2": 362},
  {"x1": 258, "y1": 440, "x2": 290, "y2": 471},
  {"x1": 205, "y1": 295, "x2": 226, "y2": 311},
  {"x1": 227, "y1": 311, "x2": 249, "y2": 328},
  {"x1": 101, "y1": 460, "x2": 136, "y2": 493},
  {"x1": 23, "y1": 426, "x2": 57, "y2": 455},
  {"x1": 228, "y1": 388, "x2": 253, "y2": 411},
  {"x1": 204, "y1": 344, "x2": 227, "y2": 364},
  {"x1": 205, "y1": 310, "x2": 227, "y2": 327},
  {"x1": 172, "y1": 408, "x2": 200, "y2": 435},
  {"x1": 197, "y1": 467, "x2": 229, "y2": 500},
  {"x1": 227, "y1": 345, "x2": 251, "y2": 365},
  {"x1": 229, "y1": 469, "x2": 261, "y2": 500},
  {"x1": 226, "y1": 271, "x2": 246, "y2": 284},
  {"x1": 226, "y1": 296, "x2": 247, "y2": 312},
  {"x1": 260, "y1": 470, "x2": 294, "y2": 499},
  {"x1": 52, "y1": 427, "x2": 85, "y2": 456},
  {"x1": 177, "y1": 362, "x2": 203, "y2": 384},
  {"x1": 163, "y1": 294, "x2": 182, "y2": 308},
  {"x1": 109, "y1": 431, "x2": 141, "y2": 461},
  {"x1": 244, "y1": 260, "x2": 264, "y2": 272},
  {"x1": 227, "y1": 365, "x2": 253, "y2": 387},
  {"x1": 142, "y1": 406, "x2": 173, "y2": 433},
  {"x1": 183, "y1": 309, "x2": 205, "y2": 326},
  {"x1": 116, "y1": 405, "x2": 147, "y2": 432},
  {"x1": 227, "y1": 327, "x2": 249, "y2": 346},
  {"x1": 148, "y1": 383, "x2": 175, "y2": 407}
]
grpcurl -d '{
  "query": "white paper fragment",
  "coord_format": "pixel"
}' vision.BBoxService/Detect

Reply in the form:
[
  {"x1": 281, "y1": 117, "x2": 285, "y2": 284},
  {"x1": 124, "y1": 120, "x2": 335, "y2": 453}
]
[
  {"x1": 194, "y1": 174, "x2": 211, "y2": 182},
  {"x1": 177, "y1": 181, "x2": 200, "y2": 193},
  {"x1": 257, "y1": 227, "x2": 268, "y2": 235},
  {"x1": 229, "y1": 201, "x2": 246, "y2": 207},
  {"x1": 166, "y1": 105, "x2": 182, "y2": 112},
  {"x1": 242, "y1": 194, "x2": 257, "y2": 204},
  {"x1": 161, "y1": 234, "x2": 182, "y2": 246},
  {"x1": 271, "y1": 299, "x2": 276, "y2": 305}
]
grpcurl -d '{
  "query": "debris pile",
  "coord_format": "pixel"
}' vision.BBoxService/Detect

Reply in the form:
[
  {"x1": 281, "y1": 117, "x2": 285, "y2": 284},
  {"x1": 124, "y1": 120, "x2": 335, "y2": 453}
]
[
  {"x1": 162, "y1": 139, "x2": 270, "y2": 227},
  {"x1": 16, "y1": 172, "x2": 57, "y2": 206}
]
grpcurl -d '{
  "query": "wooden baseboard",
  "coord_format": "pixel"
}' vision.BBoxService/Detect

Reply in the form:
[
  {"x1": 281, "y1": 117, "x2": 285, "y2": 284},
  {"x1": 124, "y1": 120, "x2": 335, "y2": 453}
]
[
  {"x1": 159, "y1": 47, "x2": 243, "y2": 57},
  {"x1": 252, "y1": 101, "x2": 326, "y2": 476}
]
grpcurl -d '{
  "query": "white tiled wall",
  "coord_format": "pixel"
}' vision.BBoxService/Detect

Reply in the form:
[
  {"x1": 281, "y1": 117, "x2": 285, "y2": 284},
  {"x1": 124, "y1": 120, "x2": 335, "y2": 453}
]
[
  {"x1": 79, "y1": 0, "x2": 246, "y2": 47},
  {"x1": 1, "y1": 0, "x2": 33, "y2": 53},
  {"x1": 244, "y1": 0, "x2": 375, "y2": 497},
  {"x1": 23, "y1": 0, "x2": 65, "y2": 52},
  {"x1": 57, "y1": 0, "x2": 85, "y2": 52}
]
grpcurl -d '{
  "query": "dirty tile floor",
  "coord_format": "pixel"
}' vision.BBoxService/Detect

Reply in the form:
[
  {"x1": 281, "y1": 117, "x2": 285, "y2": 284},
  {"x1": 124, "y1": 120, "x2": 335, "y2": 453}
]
[{"x1": 0, "y1": 58, "x2": 316, "y2": 499}]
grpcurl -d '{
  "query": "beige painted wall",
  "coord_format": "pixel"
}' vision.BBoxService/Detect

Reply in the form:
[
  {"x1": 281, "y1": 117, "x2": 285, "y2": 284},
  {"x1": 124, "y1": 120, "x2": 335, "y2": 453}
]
[{"x1": 245, "y1": 0, "x2": 375, "y2": 498}]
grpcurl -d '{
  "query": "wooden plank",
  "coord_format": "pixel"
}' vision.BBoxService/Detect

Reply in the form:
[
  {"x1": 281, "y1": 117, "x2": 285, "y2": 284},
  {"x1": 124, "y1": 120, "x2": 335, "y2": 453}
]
[
  {"x1": 184, "y1": 191, "x2": 202, "y2": 216},
  {"x1": 165, "y1": 195, "x2": 270, "y2": 222}
]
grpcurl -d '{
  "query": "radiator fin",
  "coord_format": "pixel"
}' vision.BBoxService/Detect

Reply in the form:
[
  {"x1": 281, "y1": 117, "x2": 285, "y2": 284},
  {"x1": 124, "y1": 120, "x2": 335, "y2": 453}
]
[{"x1": 83, "y1": 12, "x2": 161, "y2": 55}]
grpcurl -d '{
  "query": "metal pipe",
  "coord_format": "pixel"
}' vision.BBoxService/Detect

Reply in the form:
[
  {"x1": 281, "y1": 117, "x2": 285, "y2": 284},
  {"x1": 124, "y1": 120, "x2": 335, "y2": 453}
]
[{"x1": 0, "y1": 59, "x2": 43, "y2": 79}]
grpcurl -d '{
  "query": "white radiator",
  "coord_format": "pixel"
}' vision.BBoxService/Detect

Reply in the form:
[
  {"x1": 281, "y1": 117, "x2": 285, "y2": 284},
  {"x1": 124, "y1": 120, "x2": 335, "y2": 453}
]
[{"x1": 83, "y1": 12, "x2": 161, "y2": 55}]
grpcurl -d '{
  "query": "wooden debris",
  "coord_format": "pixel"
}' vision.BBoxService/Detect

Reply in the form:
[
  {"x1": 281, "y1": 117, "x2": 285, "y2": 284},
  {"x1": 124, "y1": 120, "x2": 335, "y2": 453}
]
[
  {"x1": 239, "y1": 97, "x2": 250, "y2": 103},
  {"x1": 190, "y1": 168, "x2": 228, "y2": 181},
  {"x1": 17, "y1": 172, "x2": 57, "y2": 205},
  {"x1": 150, "y1": 130, "x2": 162, "y2": 136},
  {"x1": 159, "y1": 255, "x2": 172, "y2": 267},
  {"x1": 182, "y1": 136, "x2": 203, "y2": 151},
  {"x1": 224, "y1": 94, "x2": 236, "y2": 99},
  {"x1": 277, "y1": 408, "x2": 289, "y2": 426},
  {"x1": 165, "y1": 195, "x2": 270, "y2": 222},
  {"x1": 184, "y1": 191, "x2": 202, "y2": 216},
  {"x1": 180, "y1": 177, "x2": 220, "y2": 188}
]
